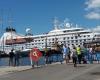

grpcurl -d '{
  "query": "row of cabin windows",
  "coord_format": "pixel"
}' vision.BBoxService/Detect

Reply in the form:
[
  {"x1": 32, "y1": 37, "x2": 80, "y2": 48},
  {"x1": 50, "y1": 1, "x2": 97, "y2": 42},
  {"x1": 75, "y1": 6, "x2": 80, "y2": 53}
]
[
  {"x1": 33, "y1": 35, "x2": 91, "y2": 42},
  {"x1": 33, "y1": 42, "x2": 83, "y2": 47},
  {"x1": 64, "y1": 35, "x2": 90, "y2": 40},
  {"x1": 25, "y1": 38, "x2": 91, "y2": 46},
  {"x1": 34, "y1": 38, "x2": 91, "y2": 43},
  {"x1": 33, "y1": 39, "x2": 91, "y2": 46}
]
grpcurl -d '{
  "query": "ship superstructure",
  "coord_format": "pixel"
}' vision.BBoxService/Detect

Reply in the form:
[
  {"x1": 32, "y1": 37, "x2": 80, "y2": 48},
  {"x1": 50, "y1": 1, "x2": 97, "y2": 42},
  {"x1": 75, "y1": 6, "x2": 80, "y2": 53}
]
[
  {"x1": 30, "y1": 19, "x2": 100, "y2": 49},
  {"x1": 0, "y1": 18, "x2": 100, "y2": 54}
]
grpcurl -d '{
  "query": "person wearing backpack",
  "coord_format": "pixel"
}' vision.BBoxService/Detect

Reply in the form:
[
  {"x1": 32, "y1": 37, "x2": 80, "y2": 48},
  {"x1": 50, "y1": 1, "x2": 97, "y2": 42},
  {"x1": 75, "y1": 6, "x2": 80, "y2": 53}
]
[{"x1": 72, "y1": 47, "x2": 77, "y2": 67}]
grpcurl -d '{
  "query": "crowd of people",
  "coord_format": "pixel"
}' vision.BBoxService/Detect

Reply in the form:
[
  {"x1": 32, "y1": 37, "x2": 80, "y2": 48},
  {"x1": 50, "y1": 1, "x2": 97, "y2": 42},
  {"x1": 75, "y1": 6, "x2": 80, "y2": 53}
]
[
  {"x1": 62, "y1": 44, "x2": 100, "y2": 67},
  {"x1": 7, "y1": 44, "x2": 100, "y2": 67},
  {"x1": 45, "y1": 44, "x2": 100, "y2": 67}
]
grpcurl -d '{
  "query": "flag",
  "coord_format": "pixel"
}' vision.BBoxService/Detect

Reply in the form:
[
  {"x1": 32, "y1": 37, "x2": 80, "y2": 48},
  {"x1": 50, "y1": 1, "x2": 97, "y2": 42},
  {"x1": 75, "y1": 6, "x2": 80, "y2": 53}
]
[{"x1": 30, "y1": 48, "x2": 42, "y2": 62}]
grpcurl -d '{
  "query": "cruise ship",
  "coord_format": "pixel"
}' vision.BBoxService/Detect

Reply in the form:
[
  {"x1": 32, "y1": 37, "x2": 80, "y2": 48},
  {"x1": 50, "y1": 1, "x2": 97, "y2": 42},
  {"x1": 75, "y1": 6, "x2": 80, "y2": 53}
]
[{"x1": 0, "y1": 19, "x2": 100, "y2": 54}]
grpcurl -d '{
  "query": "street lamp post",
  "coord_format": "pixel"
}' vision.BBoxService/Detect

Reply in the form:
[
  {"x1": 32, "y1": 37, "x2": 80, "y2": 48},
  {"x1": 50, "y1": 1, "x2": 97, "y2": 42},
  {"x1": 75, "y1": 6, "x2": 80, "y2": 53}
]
[
  {"x1": 45, "y1": 33, "x2": 48, "y2": 53},
  {"x1": 25, "y1": 28, "x2": 34, "y2": 68}
]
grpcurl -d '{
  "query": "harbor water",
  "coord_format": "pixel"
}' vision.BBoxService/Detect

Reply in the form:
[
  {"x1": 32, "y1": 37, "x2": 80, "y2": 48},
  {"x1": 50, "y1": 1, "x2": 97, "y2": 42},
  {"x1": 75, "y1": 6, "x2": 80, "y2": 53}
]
[
  {"x1": 0, "y1": 52, "x2": 100, "y2": 66},
  {"x1": 0, "y1": 54, "x2": 63, "y2": 66}
]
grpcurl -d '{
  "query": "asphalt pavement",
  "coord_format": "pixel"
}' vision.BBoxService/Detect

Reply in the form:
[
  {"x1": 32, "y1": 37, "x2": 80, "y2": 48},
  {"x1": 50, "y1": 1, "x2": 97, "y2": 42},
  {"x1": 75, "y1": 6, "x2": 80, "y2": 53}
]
[{"x1": 0, "y1": 62, "x2": 100, "y2": 80}]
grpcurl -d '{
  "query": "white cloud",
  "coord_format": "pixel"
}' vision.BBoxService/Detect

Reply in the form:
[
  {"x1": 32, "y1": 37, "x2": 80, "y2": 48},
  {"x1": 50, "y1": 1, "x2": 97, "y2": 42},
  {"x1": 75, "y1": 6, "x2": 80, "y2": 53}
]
[
  {"x1": 93, "y1": 25, "x2": 100, "y2": 32},
  {"x1": 86, "y1": 0, "x2": 100, "y2": 9},
  {"x1": 85, "y1": 12, "x2": 100, "y2": 19},
  {"x1": 85, "y1": 0, "x2": 100, "y2": 20}
]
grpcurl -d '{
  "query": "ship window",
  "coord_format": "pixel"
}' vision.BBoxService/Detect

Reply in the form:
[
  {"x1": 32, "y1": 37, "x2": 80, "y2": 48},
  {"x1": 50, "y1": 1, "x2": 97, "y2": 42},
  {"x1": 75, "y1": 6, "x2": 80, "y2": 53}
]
[
  {"x1": 63, "y1": 37, "x2": 66, "y2": 40},
  {"x1": 67, "y1": 41, "x2": 69, "y2": 43},
  {"x1": 93, "y1": 38, "x2": 95, "y2": 40},
  {"x1": 35, "y1": 40, "x2": 37, "y2": 42},
  {"x1": 84, "y1": 35, "x2": 86, "y2": 37},
  {"x1": 84, "y1": 39, "x2": 86, "y2": 41},
  {"x1": 75, "y1": 36, "x2": 77, "y2": 39},
  {"x1": 67, "y1": 37, "x2": 69, "y2": 39},
  {"x1": 52, "y1": 38, "x2": 54, "y2": 41},
  {"x1": 88, "y1": 35, "x2": 90, "y2": 37},
  {"x1": 63, "y1": 31, "x2": 67, "y2": 33},
  {"x1": 56, "y1": 38, "x2": 58, "y2": 40},
  {"x1": 80, "y1": 43, "x2": 82, "y2": 45},
  {"x1": 71, "y1": 40, "x2": 74, "y2": 43},
  {"x1": 71, "y1": 37, "x2": 73, "y2": 39},
  {"x1": 75, "y1": 40, "x2": 78, "y2": 42}
]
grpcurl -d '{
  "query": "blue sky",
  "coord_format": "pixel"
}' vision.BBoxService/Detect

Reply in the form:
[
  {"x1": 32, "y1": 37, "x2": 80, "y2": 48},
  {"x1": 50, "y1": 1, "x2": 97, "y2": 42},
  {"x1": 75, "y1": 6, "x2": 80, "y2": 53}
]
[{"x1": 0, "y1": 0, "x2": 100, "y2": 35}]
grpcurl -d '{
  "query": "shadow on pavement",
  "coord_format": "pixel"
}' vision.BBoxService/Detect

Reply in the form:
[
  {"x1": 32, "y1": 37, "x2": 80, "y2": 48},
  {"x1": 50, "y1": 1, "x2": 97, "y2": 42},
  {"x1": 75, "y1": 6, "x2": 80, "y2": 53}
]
[{"x1": 90, "y1": 72, "x2": 100, "y2": 75}]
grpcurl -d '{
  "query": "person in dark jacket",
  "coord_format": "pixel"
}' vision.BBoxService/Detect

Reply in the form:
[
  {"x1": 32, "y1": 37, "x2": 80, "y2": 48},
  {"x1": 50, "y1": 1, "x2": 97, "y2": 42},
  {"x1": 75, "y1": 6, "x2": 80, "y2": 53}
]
[
  {"x1": 14, "y1": 50, "x2": 20, "y2": 66},
  {"x1": 9, "y1": 49, "x2": 15, "y2": 66},
  {"x1": 45, "y1": 49, "x2": 52, "y2": 64}
]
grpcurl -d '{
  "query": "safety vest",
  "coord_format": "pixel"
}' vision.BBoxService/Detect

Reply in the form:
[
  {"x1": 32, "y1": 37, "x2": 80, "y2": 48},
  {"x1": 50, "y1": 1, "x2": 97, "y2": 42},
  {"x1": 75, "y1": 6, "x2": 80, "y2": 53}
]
[{"x1": 76, "y1": 47, "x2": 81, "y2": 55}]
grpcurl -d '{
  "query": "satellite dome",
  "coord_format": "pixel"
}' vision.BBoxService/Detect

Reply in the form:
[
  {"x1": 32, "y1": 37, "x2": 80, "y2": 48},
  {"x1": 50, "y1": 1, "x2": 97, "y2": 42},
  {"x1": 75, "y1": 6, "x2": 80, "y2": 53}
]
[
  {"x1": 65, "y1": 23, "x2": 71, "y2": 28},
  {"x1": 26, "y1": 28, "x2": 31, "y2": 33}
]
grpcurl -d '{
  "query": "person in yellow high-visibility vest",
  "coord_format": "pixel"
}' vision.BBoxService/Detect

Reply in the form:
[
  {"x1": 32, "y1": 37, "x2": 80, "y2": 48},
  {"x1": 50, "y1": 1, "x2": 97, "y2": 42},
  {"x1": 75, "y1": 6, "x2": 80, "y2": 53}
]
[{"x1": 76, "y1": 45, "x2": 82, "y2": 64}]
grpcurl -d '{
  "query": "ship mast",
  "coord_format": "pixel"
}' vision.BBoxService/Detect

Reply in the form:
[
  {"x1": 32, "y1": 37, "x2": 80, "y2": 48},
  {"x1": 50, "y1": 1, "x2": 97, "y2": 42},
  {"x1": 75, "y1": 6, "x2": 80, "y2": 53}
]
[
  {"x1": 8, "y1": 9, "x2": 14, "y2": 50},
  {"x1": 0, "y1": 9, "x2": 5, "y2": 53},
  {"x1": 54, "y1": 17, "x2": 59, "y2": 30}
]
